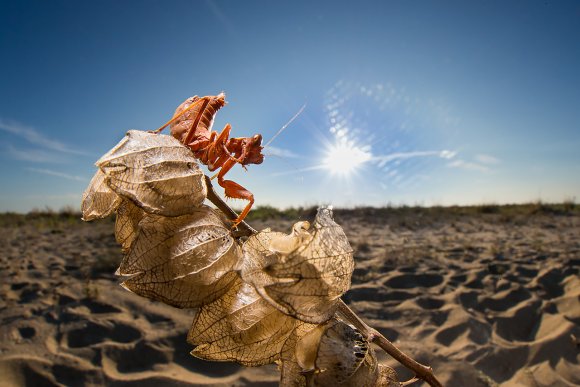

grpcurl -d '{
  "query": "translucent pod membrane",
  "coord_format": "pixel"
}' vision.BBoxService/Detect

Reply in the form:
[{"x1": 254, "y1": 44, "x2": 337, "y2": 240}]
[
  {"x1": 116, "y1": 201, "x2": 241, "y2": 309},
  {"x1": 188, "y1": 276, "x2": 305, "y2": 366},
  {"x1": 241, "y1": 207, "x2": 354, "y2": 324},
  {"x1": 81, "y1": 169, "x2": 121, "y2": 221},
  {"x1": 280, "y1": 319, "x2": 399, "y2": 387},
  {"x1": 114, "y1": 199, "x2": 144, "y2": 253},
  {"x1": 81, "y1": 130, "x2": 236, "y2": 308},
  {"x1": 95, "y1": 130, "x2": 206, "y2": 217}
]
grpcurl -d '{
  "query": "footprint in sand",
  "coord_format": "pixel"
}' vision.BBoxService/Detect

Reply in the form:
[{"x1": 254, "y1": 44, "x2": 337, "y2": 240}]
[
  {"x1": 80, "y1": 299, "x2": 123, "y2": 314},
  {"x1": 17, "y1": 326, "x2": 36, "y2": 340},
  {"x1": 101, "y1": 341, "x2": 172, "y2": 374},
  {"x1": 0, "y1": 357, "x2": 68, "y2": 387},
  {"x1": 479, "y1": 286, "x2": 532, "y2": 312},
  {"x1": 415, "y1": 296, "x2": 445, "y2": 310},
  {"x1": 345, "y1": 285, "x2": 417, "y2": 304},
  {"x1": 434, "y1": 316, "x2": 491, "y2": 346},
  {"x1": 534, "y1": 268, "x2": 565, "y2": 299},
  {"x1": 163, "y1": 333, "x2": 244, "y2": 376},
  {"x1": 492, "y1": 300, "x2": 542, "y2": 342},
  {"x1": 515, "y1": 265, "x2": 539, "y2": 279},
  {"x1": 52, "y1": 363, "x2": 103, "y2": 386},
  {"x1": 383, "y1": 273, "x2": 444, "y2": 289},
  {"x1": 64, "y1": 320, "x2": 141, "y2": 348},
  {"x1": 464, "y1": 272, "x2": 485, "y2": 289}
]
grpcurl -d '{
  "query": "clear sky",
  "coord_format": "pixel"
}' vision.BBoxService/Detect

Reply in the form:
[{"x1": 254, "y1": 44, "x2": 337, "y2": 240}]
[{"x1": 1, "y1": 0, "x2": 579, "y2": 212}]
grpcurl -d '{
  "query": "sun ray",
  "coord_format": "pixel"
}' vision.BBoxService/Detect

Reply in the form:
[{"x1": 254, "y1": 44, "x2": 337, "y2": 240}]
[{"x1": 322, "y1": 140, "x2": 372, "y2": 177}]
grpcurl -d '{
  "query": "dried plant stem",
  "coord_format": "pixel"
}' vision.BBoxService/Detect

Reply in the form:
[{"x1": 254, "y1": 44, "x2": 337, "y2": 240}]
[
  {"x1": 337, "y1": 300, "x2": 443, "y2": 387},
  {"x1": 205, "y1": 177, "x2": 443, "y2": 387},
  {"x1": 204, "y1": 175, "x2": 257, "y2": 236}
]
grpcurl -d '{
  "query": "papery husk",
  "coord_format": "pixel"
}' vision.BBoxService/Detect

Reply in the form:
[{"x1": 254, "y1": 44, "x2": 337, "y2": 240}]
[
  {"x1": 311, "y1": 320, "x2": 376, "y2": 386},
  {"x1": 116, "y1": 204, "x2": 240, "y2": 308},
  {"x1": 188, "y1": 276, "x2": 300, "y2": 366},
  {"x1": 279, "y1": 323, "x2": 320, "y2": 387},
  {"x1": 376, "y1": 364, "x2": 401, "y2": 387},
  {"x1": 280, "y1": 319, "x2": 399, "y2": 387},
  {"x1": 96, "y1": 130, "x2": 206, "y2": 216},
  {"x1": 242, "y1": 207, "x2": 354, "y2": 324},
  {"x1": 81, "y1": 169, "x2": 121, "y2": 221},
  {"x1": 114, "y1": 199, "x2": 144, "y2": 253}
]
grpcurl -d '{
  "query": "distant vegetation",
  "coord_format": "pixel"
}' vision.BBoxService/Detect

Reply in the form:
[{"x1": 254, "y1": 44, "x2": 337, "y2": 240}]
[
  {"x1": 0, "y1": 206, "x2": 106, "y2": 228},
  {"x1": 247, "y1": 200, "x2": 579, "y2": 220},
  {"x1": 0, "y1": 200, "x2": 577, "y2": 228}
]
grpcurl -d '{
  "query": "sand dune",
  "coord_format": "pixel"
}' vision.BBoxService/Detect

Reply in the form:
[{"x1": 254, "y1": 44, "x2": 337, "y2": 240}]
[{"x1": 0, "y1": 207, "x2": 579, "y2": 386}]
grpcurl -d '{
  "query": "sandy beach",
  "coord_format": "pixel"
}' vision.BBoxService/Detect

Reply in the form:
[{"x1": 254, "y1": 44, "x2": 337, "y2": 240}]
[{"x1": 0, "y1": 205, "x2": 578, "y2": 386}]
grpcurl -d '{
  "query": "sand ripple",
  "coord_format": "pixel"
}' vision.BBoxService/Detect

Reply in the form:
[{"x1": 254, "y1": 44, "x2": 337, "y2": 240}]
[{"x1": 1, "y1": 210, "x2": 579, "y2": 386}]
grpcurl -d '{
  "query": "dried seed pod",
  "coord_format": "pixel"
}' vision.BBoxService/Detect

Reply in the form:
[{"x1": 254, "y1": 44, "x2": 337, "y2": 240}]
[
  {"x1": 279, "y1": 322, "x2": 328, "y2": 387},
  {"x1": 116, "y1": 205, "x2": 240, "y2": 308},
  {"x1": 81, "y1": 169, "x2": 121, "y2": 221},
  {"x1": 310, "y1": 320, "x2": 377, "y2": 386},
  {"x1": 376, "y1": 365, "x2": 401, "y2": 387},
  {"x1": 280, "y1": 319, "x2": 399, "y2": 387},
  {"x1": 279, "y1": 323, "x2": 311, "y2": 387},
  {"x1": 241, "y1": 207, "x2": 354, "y2": 323},
  {"x1": 114, "y1": 200, "x2": 144, "y2": 253},
  {"x1": 96, "y1": 130, "x2": 206, "y2": 216},
  {"x1": 188, "y1": 276, "x2": 300, "y2": 366}
]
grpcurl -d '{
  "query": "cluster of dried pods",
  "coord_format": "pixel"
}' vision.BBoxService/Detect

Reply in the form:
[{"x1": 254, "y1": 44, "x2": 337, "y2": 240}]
[{"x1": 82, "y1": 130, "x2": 441, "y2": 386}]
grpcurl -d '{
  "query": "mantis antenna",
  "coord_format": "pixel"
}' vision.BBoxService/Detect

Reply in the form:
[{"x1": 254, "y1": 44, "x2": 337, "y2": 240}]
[{"x1": 264, "y1": 103, "x2": 306, "y2": 148}]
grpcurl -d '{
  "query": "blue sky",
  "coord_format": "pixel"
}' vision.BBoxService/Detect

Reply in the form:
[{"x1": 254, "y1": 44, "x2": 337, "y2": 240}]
[{"x1": 1, "y1": 0, "x2": 579, "y2": 212}]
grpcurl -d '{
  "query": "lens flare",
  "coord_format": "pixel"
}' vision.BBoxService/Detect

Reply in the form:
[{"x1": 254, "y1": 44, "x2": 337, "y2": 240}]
[{"x1": 322, "y1": 141, "x2": 372, "y2": 177}]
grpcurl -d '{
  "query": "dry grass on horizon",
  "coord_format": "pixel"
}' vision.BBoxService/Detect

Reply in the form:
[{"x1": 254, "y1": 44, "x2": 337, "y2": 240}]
[{"x1": 1, "y1": 200, "x2": 578, "y2": 226}]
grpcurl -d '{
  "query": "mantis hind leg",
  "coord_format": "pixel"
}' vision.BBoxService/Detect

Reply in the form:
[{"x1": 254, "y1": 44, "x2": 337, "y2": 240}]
[
  {"x1": 216, "y1": 159, "x2": 254, "y2": 226},
  {"x1": 150, "y1": 96, "x2": 206, "y2": 134}
]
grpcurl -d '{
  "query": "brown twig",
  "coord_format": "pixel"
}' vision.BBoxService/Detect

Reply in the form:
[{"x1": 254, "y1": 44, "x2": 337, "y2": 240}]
[
  {"x1": 337, "y1": 300, "x2": 443, "y2": 387},
  {"x1": 204, "y1": 175, "x2": 256, "y2": 236},
  {"x1": 204, "y1": 182, "x2": 443, "y2": 386}
]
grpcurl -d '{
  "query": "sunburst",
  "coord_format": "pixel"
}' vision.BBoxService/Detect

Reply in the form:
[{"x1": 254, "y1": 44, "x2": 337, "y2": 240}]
[{"x1": 322, "y1": 140, "x2": 372, "y2": 177}]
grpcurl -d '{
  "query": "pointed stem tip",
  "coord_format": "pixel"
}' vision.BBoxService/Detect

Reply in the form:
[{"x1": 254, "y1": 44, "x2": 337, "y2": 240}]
[{"x1": 337, "y1": 300, "x2": 443, "y2": 387}]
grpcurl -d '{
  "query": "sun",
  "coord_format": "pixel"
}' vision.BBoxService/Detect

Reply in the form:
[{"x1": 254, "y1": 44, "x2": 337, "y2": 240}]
[{"x1": 322, "y1": 140, "x2": 372, "y2": 177}]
